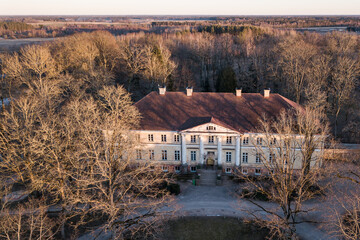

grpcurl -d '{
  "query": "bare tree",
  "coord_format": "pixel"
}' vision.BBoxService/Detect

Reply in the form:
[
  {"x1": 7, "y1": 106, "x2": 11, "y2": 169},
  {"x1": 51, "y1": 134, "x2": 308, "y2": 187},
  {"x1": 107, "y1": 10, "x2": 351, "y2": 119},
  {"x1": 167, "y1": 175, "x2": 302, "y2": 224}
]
[
  {"x1": 144, "y1": 43, "x2": 177, "y2": 88},
  {"x1": 118, "y1": 40, "x2": 147, "y2": 91},
  {"x1": 59, "y1": 85, "x2": 174, "y2": 238},
  {"x1": 304, "y1": 54, "x2": 331, "y2": 109},
  {"x1": 237, "y1": 107, "x2": 328, "y2": 239},
  {"x1": 331, "y1": 157, "x2": 360, "y2": 240},
  {"x1": 329, "y1": 56, "x2": 359, "y2": 138},
  {"x1": 276, "y1": 37, "x2": 317, "y2": 103}
]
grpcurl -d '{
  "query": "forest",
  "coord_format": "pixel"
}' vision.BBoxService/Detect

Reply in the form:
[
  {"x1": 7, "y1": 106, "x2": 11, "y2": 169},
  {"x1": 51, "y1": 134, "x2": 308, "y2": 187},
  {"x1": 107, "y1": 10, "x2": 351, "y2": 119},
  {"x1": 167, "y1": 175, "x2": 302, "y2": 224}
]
[{"x1": 1, "y1": 26, "x2": 359, "y2": 142}]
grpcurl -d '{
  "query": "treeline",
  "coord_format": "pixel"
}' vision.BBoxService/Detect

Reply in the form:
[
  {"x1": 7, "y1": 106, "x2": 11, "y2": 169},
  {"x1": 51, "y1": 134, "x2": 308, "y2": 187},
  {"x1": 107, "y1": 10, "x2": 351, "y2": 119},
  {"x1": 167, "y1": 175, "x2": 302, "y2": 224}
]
[
  {"x1": 197, "y1": 25, "x2": 265, "y2": 35},
  {"x1": 1, "y1": 29, "x2": 359, "y2": 143},
  {"x1": 0, "y1": 21, "x2": 33, "y2": 31}
]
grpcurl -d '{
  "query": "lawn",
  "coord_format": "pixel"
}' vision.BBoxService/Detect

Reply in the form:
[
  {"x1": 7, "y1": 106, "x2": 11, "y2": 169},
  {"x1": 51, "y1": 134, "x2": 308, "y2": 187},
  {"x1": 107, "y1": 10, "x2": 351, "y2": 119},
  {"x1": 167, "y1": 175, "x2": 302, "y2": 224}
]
[{"x1": 159, "y1": 216, "x2": 270, "y2": 240}]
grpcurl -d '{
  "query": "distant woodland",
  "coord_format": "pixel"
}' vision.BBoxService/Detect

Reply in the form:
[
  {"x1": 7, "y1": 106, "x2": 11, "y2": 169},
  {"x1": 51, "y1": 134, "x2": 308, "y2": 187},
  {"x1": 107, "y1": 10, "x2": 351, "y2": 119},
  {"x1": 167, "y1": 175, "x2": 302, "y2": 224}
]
[
  {"x1": 0, "y1": 15, "x2": 359, "y2": 39},
  {"x1": 0, "y1": 22, "x2": 359, "y2": 143}
]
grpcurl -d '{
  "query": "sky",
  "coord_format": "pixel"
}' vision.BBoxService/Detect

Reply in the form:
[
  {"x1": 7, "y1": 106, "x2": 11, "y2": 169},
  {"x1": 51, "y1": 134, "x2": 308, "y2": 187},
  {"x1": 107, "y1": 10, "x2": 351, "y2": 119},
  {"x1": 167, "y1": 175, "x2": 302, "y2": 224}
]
[{"x1": 0, "y1": 0, "x2": 359, "y2": 15}]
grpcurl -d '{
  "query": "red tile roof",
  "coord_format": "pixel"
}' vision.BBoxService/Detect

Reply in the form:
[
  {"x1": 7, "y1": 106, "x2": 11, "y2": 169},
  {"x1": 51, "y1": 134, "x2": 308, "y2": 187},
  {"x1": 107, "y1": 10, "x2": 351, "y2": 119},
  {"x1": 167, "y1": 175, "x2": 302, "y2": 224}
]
[{"x1": 134, "y1": 91, "x2": 303, "y2": 133}]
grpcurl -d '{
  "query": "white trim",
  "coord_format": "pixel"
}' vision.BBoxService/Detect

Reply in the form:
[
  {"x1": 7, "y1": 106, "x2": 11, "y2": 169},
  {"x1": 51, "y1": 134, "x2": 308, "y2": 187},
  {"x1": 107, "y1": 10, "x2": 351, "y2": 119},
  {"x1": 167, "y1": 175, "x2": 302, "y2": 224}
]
[
  {"x1": 131, "y1": 130, "x2": 178, "y2": 133},
  {"x1": 139, "y1": 143, "x2": 181, "y2": 147}
]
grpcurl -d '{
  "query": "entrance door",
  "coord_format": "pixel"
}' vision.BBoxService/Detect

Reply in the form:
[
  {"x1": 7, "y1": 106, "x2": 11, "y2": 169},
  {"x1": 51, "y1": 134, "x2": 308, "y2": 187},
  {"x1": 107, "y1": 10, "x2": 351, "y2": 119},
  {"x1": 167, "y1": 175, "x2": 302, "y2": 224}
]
[{"x1": 206, "y1": 151, "x2": 215, "y2": 166}]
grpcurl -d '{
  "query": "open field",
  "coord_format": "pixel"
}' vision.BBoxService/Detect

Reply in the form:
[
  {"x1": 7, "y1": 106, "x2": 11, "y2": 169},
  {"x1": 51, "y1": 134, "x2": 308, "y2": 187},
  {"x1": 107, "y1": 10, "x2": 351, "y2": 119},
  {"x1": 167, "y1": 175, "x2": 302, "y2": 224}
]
[{"x1": 0, "y1": 37, "x2": 57, "y2": 52}]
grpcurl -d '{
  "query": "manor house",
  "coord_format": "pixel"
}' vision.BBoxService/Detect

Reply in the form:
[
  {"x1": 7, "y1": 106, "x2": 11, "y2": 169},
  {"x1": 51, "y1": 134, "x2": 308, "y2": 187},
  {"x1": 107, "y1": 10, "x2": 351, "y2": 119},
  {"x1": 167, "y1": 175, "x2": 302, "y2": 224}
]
[{"x1": 133, "y1": 87, "x2": 317, "y2": 175}]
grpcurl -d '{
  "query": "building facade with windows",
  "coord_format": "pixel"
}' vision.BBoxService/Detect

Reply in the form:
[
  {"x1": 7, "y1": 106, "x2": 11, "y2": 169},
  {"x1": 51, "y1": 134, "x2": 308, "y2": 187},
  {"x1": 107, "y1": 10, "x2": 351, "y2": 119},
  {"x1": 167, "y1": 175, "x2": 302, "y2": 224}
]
[{"x1": 133, "y1": 87, "x2": 322, "y2": 175}]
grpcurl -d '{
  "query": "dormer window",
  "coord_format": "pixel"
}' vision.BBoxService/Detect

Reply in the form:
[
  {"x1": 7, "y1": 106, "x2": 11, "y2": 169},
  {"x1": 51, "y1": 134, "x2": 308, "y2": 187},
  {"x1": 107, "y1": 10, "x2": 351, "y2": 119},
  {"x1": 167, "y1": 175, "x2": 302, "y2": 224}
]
[{"x1": 206, "y1": 126, "x2": 216, "y2": 130}]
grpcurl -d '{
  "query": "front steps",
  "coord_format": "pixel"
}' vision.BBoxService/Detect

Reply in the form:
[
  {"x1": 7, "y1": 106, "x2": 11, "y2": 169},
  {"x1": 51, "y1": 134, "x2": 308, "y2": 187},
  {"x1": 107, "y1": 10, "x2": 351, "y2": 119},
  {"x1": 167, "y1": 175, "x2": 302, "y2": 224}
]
[{"x1": 198, "y1": 169, "x2": 217, "y2": 186}]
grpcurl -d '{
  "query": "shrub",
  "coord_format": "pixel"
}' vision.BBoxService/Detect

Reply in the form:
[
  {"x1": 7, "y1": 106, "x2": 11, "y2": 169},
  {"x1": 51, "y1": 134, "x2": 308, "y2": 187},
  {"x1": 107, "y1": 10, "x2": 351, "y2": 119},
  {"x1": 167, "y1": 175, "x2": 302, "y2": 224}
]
[{"x1": 167, "y1": 183, "x2": 181, "y2": 195}]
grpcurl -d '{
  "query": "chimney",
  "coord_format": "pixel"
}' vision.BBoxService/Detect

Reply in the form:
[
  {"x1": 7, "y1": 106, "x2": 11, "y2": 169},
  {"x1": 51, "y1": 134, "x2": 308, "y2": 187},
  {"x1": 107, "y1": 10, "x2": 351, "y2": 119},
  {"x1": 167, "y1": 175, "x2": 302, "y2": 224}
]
[
  {"x1": 263, "y1": 88, "x2": 270, "y2": 98},
  {"x1": 235, "y1": 88, "x2": 242, "y2": 97},
  {"x1": 186, "y1": 87, "x2": 193, "y2": 96},
  {"x1": 159, "y1": 86, "x2": 166, "y2": 95}
]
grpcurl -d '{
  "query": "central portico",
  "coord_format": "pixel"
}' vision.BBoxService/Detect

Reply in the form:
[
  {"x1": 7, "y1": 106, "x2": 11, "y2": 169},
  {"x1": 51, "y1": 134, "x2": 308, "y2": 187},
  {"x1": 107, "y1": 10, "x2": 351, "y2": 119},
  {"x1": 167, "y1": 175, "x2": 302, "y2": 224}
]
[{"x1": 179, "y1": 118, "x2": 241, "y2": 168}]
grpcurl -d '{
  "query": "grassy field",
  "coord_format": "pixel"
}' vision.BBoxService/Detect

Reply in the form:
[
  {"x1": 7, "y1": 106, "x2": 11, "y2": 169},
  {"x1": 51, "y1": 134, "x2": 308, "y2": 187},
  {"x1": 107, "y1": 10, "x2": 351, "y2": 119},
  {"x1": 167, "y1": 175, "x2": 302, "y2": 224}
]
[
  {"x1": 159, "y1": 216, "x2": 270, "y2": 240},
  {"x1": 0, "y1": 37, "x2": 56, "y2": 52}
]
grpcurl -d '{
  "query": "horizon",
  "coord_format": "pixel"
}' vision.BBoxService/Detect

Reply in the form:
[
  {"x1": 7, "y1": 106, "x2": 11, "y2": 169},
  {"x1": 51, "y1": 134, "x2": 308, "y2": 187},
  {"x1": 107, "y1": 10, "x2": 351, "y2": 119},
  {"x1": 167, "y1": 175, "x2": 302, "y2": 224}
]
[
  {"x1": 1, "y1": 0, "x2": 359, "y2": 16},
  {"x1": 1, "y1": 14, "x2": 360, "y2": 17}
]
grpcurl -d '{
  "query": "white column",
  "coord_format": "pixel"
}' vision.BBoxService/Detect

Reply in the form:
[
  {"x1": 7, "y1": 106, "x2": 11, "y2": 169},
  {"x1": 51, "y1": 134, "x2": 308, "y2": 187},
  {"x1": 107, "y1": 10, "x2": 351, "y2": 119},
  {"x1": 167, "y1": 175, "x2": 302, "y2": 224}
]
[
  {"x1": 181, "y1": 133, "x2": 187, "y2": 165},
  {"x1": 235, "y1": 136, "x2": 240, "y2": 166},
  {"x1": 217, "y1": 136, "x2": 222, "y2": 166},
  {"x1": 199, "y1": 136, "x2": 204, "y2": 165}
]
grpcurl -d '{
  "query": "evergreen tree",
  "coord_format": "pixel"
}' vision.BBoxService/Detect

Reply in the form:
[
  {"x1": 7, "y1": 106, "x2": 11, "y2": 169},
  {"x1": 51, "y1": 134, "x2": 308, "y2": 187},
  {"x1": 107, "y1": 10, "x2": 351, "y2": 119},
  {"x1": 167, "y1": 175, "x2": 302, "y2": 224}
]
[{"x1": 216, "y1": 66, "x2": 237, "y2": 92}]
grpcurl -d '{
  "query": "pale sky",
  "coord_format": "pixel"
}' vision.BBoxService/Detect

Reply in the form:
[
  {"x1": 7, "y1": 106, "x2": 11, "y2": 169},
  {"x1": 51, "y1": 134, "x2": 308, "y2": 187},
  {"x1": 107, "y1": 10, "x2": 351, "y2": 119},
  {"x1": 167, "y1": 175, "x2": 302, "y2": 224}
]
[{"x1": 0, "y1": 0, "x2": 359, "y2": 15}]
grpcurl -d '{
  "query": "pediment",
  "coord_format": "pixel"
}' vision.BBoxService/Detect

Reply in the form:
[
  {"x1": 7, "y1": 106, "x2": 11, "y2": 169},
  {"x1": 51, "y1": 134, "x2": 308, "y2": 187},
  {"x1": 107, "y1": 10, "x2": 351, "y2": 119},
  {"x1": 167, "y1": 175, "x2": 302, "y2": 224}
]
[{"x1": 178, "y1": 117, "x2": 239, "y2": 133}]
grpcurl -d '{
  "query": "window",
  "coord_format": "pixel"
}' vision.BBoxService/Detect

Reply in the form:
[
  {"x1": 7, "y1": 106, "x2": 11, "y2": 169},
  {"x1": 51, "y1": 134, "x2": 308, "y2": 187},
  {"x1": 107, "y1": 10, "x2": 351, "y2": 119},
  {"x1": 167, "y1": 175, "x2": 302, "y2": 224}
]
[
  {"x1": 190, "y1": 135, "x2": 196, "y2": 143},
  {"x1": 208, "y1": 136, "x2": 214, "y2": 143},
  {"x1": 175, "y1": 150, "x2": 180, "y2": 161},
  {"x1": 270, "y1": 137, "x2": 276, "y2": 145},
  {"x1": 148, "y1": 134, "x2": 154, "y2": 142},
  {"x1": 226, "y1": 152, "x2": 232, "y2": 162},
  {"x1": 175, "y1": 166, "x2": 181, "y2": 173},
  {"x1": 190, "y1": 166, "x2": 197, "y2": 172},
  {"x1": 269, "y1": 153, "x2": 275, "y2": 163},
  {"x1": 161, "y1": 134, "x2": 167, "y2": 142},
  {"x1": 206, "y1": 126, "x2": 216, "y2": 130},
  {"x1": 174, "y1": 134, "x2": 180, "y2": 142},
  {"x1": 257, "y1": 137, "x2": 263, "y2": 145},
  {"x1": 136, "y1": 150, "x2": 142, "y2": 160},
  {"x1": 162, "y1": 150, "x2": 167, "y2": 160},
  {"x1": 225, "y1": 167, "x2": 232, "y2": 173},
  {"x1": 256, "y1": 153, "x2": 261, "y2": 163},
  {"x1": 162, "y1": 166, "x2": 168, "y2": 172},
  {"x1": 135, "y1": 134, "x2": 140, "y2": 142},
  {"x1": 255, "y1": 168, "x2": 261, "y2": 176},
  {"x1": 243, "y1": 137, "x2": 249, "y2": 145},
  {"x1": 149, "y1": 150, "x2": 154, "y2": 160},
  {"x1": 226, "y1": 136, "x2": 232, "y2": 144},
  {"x1": 191, "y1": 151, "x2": 196, "y2": 161},
  {"x1": 242, "y1": 168, "x2": 248, "y2": 175},
  {"x1": 242, "y1": 152, "x2": 248, "y2": 163}
]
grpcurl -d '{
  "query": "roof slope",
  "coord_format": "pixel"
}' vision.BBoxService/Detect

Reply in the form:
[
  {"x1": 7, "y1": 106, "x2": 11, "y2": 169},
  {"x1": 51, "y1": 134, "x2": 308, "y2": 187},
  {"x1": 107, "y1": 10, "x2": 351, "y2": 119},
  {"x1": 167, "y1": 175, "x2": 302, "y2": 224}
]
[{"x1": 134, "y1": 92, "x2": 303, "y2": 133}]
